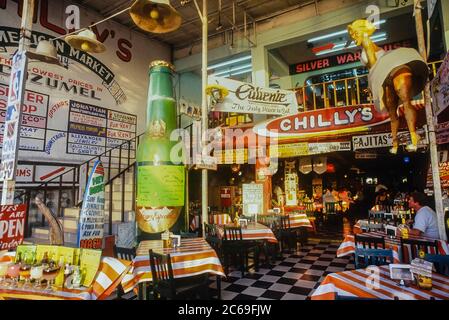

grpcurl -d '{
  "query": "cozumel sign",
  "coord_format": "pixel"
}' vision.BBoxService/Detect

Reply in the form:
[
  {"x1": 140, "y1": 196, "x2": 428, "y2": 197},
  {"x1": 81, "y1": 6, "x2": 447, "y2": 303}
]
[{"x1": 254, "y1": 104, "x2": 390, "y2": 139}]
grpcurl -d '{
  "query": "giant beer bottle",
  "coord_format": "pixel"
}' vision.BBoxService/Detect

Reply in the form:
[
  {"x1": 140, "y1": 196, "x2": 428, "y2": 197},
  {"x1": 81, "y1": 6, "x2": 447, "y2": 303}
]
[{"x1": 136, "y1": 60, "x2": 185, "y2": 240}]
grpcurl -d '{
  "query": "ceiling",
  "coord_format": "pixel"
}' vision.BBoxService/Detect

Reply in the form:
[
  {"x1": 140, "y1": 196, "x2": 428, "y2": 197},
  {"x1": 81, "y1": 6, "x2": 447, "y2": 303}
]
[
  {"x1": 270, "y1": 12, "x2": 416, "y2": 67},
  {"x1": 73, "y1": 0, "x2": 315, "y2": 50}
]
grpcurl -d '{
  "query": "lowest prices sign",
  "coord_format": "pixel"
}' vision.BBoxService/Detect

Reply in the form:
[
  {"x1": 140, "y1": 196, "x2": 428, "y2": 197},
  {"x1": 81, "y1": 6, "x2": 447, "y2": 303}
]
[
  {"x1": 0, "y1": 204, "x2": 27, "y2": 250},
  {"x1": 77, "y1": 160, "x2": 105, "y2": 249}
]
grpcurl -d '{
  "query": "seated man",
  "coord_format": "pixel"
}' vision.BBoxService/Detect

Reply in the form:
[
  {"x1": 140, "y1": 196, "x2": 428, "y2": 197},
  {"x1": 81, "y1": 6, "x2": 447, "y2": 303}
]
[{"x1": 403, "y1": 192, "x2": 440, "y2": 239}]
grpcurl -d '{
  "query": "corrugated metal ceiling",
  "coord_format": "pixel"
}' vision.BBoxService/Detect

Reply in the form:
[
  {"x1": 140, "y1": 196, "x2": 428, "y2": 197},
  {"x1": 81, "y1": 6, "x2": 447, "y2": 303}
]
[{"x1": 72, "y1": 0, "x2": 315, "y2": 49}]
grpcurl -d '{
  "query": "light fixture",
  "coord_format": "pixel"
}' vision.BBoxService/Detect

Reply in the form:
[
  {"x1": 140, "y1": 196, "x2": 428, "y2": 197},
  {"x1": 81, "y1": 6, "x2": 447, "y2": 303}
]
[
  {"x1": 130, "y1": 0, "x2": 182, "y2": 34},
  {"x1": 315, "y1": 36, "x2": 387, "y2": 56},
  {"x1": 207, "y1": 55, "x2": 251, "y2": 71},
  {"x1": 212, "y1": 63, "x2": 252, "y2": 76},
  {"x1": 65, "y1": 29, "x2": 106, "y2": 53},
  {"x1": 26, "y1": 40, "x2": 63, "y2": 66},
  {"x1": 307, "y1": 19, "x2": 386, "y2": 43}
]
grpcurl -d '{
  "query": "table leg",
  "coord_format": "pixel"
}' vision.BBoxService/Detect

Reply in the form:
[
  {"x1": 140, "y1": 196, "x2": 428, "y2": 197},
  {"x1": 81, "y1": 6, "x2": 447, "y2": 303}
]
[
  {"x1": 138, "y1": 283, "x2": 145, "y2": 300},
  {"x1": 216, "y1": 276, "x2": 221, "y2": 300}
]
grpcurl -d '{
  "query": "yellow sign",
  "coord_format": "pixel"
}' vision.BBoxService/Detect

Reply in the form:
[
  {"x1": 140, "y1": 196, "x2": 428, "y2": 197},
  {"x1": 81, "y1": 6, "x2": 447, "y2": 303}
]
[
  {"x1": 214, "y1": 148, "x2": 248, "y2": 164},
  {"x1": 270, "y1": 142, "x2": 309, "y2": 158}
]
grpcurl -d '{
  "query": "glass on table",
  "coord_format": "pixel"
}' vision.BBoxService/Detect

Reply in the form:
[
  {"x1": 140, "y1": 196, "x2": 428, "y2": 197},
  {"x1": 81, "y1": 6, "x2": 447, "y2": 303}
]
[
  {"x1": 7, "y1": 263, "x2": 21, "y2": 288},
  {"x1": 19, "y1": 263, "x2": 32, "y2": 288},
  {"x1": 0, "y1": 261, "x2": 13, "y2": 286},
  {"x1": 30, "y1": 265, "x2": 44, "y2": 289},
  {"x1": 42, "y1": 266, "x2": 59, "y2": 291}
]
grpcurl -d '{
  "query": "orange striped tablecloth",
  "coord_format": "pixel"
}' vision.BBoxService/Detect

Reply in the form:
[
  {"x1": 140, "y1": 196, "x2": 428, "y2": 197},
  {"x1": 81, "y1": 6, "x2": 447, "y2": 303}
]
[
  {"x1": 311, "y1": 265, "x2": 449, "y2": 300},
  {"x1": 258, "y1": 213, "x2": 315, "y2": 232},
  {"x1": 121, "y1": 238, "x2": 225, "y2": 293},
  {"x1": 210, "y1": 214, "x2": 232, "y2": 225},
  {"x1": 216, "y1": 222, "x2": 278, "y2": 243},
  {"x1": 336, "y1": 231, "x2": 449, "y2": 263},
  {"x1": 0, "y1": 255, "x2": 131, "y2": 300}
]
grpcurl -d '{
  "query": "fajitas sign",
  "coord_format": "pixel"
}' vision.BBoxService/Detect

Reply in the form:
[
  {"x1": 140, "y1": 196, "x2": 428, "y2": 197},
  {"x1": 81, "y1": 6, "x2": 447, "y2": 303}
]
[{"x1": 254, "y1": 104, "x2": 390, "y2": 139}]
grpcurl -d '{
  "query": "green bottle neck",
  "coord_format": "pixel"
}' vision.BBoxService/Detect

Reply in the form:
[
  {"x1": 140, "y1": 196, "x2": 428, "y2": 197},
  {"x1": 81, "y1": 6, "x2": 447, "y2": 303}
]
[{"x1": 146, "y1": 66, "x2": 177, "y2": 134}]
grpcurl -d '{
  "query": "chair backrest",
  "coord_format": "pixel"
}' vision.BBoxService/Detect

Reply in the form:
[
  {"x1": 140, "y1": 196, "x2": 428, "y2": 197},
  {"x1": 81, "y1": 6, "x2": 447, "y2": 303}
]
[
  {"x1": 279, "y1": 215, "x2": 291, "y2": 230},
  {"x1": 149, "y1": 249, "x2": 176, "y2": 297},
  {"x1": 354, "y1": 248, "x2": 394, "y2": 269},
  {"x1": 113, "y1": 246, "x2": 136, "y2": 261},
  {"x1": 401, "y1": 238, "x2": 438, "y2": 261},
  {"x1": 304, "y1": 202, "x2": 314, "y2": 214},
  {"x1": 180, "y1": 231, "x2": 198, "y2": 238},
  {"x1": 325, "y1": 202, "x2": 337, "y2": 214},
  {"x1": 355, "y1": 234, "x2": 386, "y2": 249},
  {"x1": 367, "y1": 223, "x2": 384, "y2": 232},
  {"x1": 240, "y1": 215, "x2": 255, "y2": 222},
  {"x1": 223, "y1": 226, "x2": 243, "y2": 241},
  {"x1": 204, "y1": 223, "x2": 218, "y2": 237},
  {"x1": 424, "y1": 254, "x2": 449, "y2": 276}
]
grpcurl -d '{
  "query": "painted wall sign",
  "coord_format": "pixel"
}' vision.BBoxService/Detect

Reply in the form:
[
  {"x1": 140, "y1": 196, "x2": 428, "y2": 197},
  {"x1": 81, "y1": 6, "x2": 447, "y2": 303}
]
[
  {"x1": 77, "y1": 160, "x2": 105, "y2": 249},
  {"x1": 427, "y1": 161, "x2": 449, "y2": 188},
  {"x1": 254, "y1": 104, "x2": 390, "y2": 139},
  {"x1": 0, "y1": 0, "x2": 169, "y2": 167},
  {"x1": 0, "y1": 204, "x2": 27, "y2": 250},
  {"x1": 208, "y1": 75, "x2": 298, "y2": 115},
  {"x1": 289, "y1": 39, "x2": 414, "y2": 75}
]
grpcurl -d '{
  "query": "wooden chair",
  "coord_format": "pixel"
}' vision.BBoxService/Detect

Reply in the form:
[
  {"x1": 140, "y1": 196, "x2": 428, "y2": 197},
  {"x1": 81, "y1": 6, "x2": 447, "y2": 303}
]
[
  {"x1": 304, "y1": 201, "x2": 314, "y2": 216},
  {"x1": 355, "y1": 234, "x2": 386, "y2": 249},
  {"x1": 400, "y1": 238, "x2": 438, "y2": 262},
  {"x1": 275, "y1": 215, "x2": 297, "y2": 253},
  {"x1": 354, "y1": 248, "x2": 394, "y2": 269},
  {"x1": 113, "y1": 246, "x2": 137, "y2": 300},
  {"x1": 424, "y1": 254, "x2": 449, "y2": 276},
  {"x1": 149, "y1": 249, "x2": 209, "y2": 300},
  {"x1": 222, "y1": 226, "x2": 259, "y2": 277}
]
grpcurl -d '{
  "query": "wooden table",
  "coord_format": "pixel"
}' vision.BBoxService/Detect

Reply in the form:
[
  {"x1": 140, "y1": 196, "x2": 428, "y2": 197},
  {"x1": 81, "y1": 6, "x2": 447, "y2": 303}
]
[
  {"x1": 121, "y1": 238, "x2": 225, "y2": 299},
  {"x1": 0, "y1": 254, "x2": 131, "y2": 300},
  {"x1": 311, "y1": 265, "x2": 449, "y2": 300},
  {"x1": 337, "y1": 231, "x2": 449, "y2": 263}
]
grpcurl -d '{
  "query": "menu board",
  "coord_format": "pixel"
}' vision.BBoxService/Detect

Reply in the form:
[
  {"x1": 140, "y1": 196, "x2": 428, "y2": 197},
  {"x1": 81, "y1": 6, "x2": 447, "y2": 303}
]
[
  {"x1": 0, "y1": 84, "x2": 48, "y2": 151},
  {"x1": 79, "y1": 248, "x2": 102, "y2": 287},
  {"x1": 67, "y1": 100, "x2": 137, "y2": 157},
  {"x1": 242, "y1": 183, "x2": 264, "y2": 218},
  {"x1": 137, "y1": 165, "x2": 185, "y2": 207}
]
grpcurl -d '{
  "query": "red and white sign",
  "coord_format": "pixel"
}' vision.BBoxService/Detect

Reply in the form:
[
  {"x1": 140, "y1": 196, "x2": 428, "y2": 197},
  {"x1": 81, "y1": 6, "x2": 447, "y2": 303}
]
[
  {"x1": 0, "y1": 204, "x2": 27, "y2": 250},
  {"x1": 254, "y1": 104, "x2": 390, "y2": 139}
]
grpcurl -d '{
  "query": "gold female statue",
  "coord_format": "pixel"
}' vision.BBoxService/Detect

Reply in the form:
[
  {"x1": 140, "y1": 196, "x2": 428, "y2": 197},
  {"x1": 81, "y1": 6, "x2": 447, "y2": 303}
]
[{"x1": 347, "y1": 19, "x2": 428, "y2": 154}]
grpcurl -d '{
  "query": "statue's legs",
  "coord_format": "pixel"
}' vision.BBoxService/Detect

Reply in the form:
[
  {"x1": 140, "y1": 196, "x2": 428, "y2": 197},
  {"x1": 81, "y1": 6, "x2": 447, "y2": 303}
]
[
  {"x1": 392, "y1": 69, "x2": 418, "y2": 152},
  {"x1": 384, "y1": 84, "x2": 399, "y2": 154}
]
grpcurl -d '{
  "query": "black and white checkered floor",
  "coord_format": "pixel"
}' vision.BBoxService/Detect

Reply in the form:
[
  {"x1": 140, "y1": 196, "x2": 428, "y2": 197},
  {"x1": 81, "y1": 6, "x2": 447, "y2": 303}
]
[{"x1": 209, "y1": 239, "x2": 355, "y2": 300}]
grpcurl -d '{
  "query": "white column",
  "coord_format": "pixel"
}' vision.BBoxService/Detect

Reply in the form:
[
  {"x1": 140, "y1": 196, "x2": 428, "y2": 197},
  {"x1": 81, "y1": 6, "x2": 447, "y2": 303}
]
[{"x1": 251, "y1": 45, "x2": 269, "y2": 124}]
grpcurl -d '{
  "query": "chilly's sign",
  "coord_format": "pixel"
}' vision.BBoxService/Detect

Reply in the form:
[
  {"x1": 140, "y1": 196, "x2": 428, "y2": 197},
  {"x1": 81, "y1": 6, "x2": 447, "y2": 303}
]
[{"x1": 254, "y1": 104, "x2": 390, "y2": 139}]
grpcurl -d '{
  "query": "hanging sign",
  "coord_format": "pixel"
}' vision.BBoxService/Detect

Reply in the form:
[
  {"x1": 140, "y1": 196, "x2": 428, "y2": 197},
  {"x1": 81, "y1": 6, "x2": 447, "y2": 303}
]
[
  {"x1": 431, "y1": 51, "x2": 449, "y2": 116},
  {"x1": 0, "y1": 51, "x2": 28, "y2": 181},
  {"x1": 308, "y1": 141, "x2": 351, "y2": 154},
  {"x1": 352, "y1": 128, "x2": 428, "y2": 150},
  {"x1": 270, "y1": 142, "x2": 309, "y2": 158},
  {"x1": 254, "y1": 104, "x2": 390, "y2": 139},
  {"x1": 437, "y1": 121, "x2": 449, "y2": 145},
  {"x1": 299, "y1": 157, "x2": 313, "y2": 174},
  {"x1": 242, "y1": 183, "x2": 264, "y2": 218},
  {"x1": 77, "y1": 160, "x2": 105, "y2": 249},
  {"x1": 426, "y1": 161, "x2": 449, "y2": 188},
  {"x1": 313, "y1": 156, "x2": 327, "y2": 174},
  {"x1": 208, "y1": 76, "x2": 298, "y2": 115},
  {"x1": 0, "y1": 204, "x2": 27, "y2": 250}
]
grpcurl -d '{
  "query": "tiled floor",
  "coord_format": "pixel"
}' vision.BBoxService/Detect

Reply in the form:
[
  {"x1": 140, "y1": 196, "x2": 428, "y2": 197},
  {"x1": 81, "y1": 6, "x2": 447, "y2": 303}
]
[{"x1": 209, "y1": 239, "x2": 355, "y2": 300}]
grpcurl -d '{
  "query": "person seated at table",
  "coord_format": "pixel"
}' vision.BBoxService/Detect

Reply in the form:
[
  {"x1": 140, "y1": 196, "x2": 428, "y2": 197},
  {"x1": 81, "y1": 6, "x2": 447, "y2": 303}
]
[
  {"x1": 400, "y1": 192, "x2": 440, "y2": 239},
  {"x1": 375, "y1": 189, "x2": 389, "y2": 206}
]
